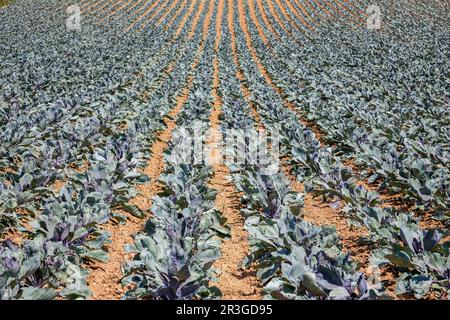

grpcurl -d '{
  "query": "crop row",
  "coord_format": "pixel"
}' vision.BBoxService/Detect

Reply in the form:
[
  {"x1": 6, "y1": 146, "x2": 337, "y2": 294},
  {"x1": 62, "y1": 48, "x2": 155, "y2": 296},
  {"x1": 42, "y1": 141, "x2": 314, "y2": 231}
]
[
  {"x1": 120, "y1": 3, "x2": 234, "y2": 299},
  {"x1": 0, "y1": 0, "x2": 215, "y2": 299},
  {"x1": 1, "y1": 0, "x2": 448, "y2": 300},
  {"x1": 210, "y1": 0, "x2": 385, "y2": 299},
  {"x1": 227, "y1": 0, "x2": 449, "y2": 298}
]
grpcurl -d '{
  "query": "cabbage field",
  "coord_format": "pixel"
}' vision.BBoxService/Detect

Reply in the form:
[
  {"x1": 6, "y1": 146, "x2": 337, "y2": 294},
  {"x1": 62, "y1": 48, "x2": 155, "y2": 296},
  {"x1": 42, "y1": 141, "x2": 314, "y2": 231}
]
[{"x1": 0, "y1": 0, "x2": 449, "y2": 301}]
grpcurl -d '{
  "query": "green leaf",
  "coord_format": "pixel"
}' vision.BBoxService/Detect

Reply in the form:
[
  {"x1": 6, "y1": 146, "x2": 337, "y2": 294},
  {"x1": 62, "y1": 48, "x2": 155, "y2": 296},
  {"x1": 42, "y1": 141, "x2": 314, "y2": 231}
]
[
  {"x1": 385, "y1": 249, "x2": 414, "y2": 269},
  {"x1": 410, "y1": 274, "x2": 433, "y2": 298},
  {"x1": 21, "y1": 287, "x2": 57, "y2": 300},
  {"x1": 81, "y1": 249, "x2": 109, "y2": 262},
  {"x1": 329, "y1": 287, "x2": 351, "y2": 300}
]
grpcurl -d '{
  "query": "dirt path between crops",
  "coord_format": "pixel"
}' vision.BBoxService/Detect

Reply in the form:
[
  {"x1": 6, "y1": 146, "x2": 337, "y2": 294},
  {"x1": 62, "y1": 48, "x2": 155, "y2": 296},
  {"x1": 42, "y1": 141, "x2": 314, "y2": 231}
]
[
  {"x1": 101, "y1": 0, "x2": 132, "y2": 21},
  {"x1": 322, "y1": 0, "x2": 362, "y2": 27},
  {"x1": 231, "y1": 0, "x2": 373, "y2": 297},
  {"x1": 115, "y1": 0, "x2": 145, "y2": 21},
  {"x1": 249, "y1": 3, "x2": 440, "y2": 233},
  {"x1": 265, "y1": 0, "x2": 294, "y2": 37},
  {"x1": 174, "y1": 0, "x2": 198, "y2": 37},
  {"x1": 247, "y1": 0, "x2": 269, "y2": 45},
  {"x1": 164, "y1": 0, "x2": 187, "y2": 30},
  {"x1": 87, "y1": 75, "x2": 191, "y2": 300},
  {"x1": 339, "y1": 0, "x2": 366, "y2": 22},
  {"x1": 92, "y1": 0, "x2": 126, "y2": 20},
  {"x1": 125, "y1": 0, "x2": 164, "y2": 31},
  {"x1": 156, "y1": 0, "x2": 180, "y2": 26},
  {"x1": 254, "y1": 0, "x2": 281, "y2": 39},
  {"x1": 280, "y1": 0, "x2": 315, "y2": 31},
  {"x1": 291, "y1": 0, "x2": 320, "y2": 28},
  {"x1": 187, "y1": 0, "x2": 207, "y2": 39},
  {"x1": 209, "y1": 0, "x2": 262, "y2": 300},
  {"x1": 138, "y1": 0, "x2": 171, "y2": 30},
  {"x1": 209, "y1": 56, "x2": 262, "y2": 300},
  {"x1": 272, "y1": 0, "x2": 304, "y2": 32},
  {"x1": 247, "y1": 3, "x2": 445, "y2": 297},
  {"x1": 228, "y1": 0, "x2": 261, "y2": 128}
]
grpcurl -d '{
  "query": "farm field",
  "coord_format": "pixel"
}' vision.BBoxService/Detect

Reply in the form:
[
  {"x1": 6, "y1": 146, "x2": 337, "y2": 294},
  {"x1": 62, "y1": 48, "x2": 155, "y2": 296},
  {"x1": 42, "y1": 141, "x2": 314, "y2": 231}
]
[{"x1": 0, "y1": 0, "x2": 449, "y2": 301}]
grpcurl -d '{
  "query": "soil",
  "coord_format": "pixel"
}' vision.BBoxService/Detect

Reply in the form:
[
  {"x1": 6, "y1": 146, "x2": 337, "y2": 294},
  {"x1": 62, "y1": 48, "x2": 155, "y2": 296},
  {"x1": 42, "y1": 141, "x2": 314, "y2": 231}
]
[
  {"x1": 125, "y1": 0, "x2": 164, "y2": 31},
  {"x1": 209, "y1": 52, "x2": 262, "y2": 299}
]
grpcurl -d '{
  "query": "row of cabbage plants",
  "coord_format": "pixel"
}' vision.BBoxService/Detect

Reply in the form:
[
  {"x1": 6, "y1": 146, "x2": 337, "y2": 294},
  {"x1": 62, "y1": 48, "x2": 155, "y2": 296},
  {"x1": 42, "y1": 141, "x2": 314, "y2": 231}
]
[
  {"x1": 0, "y1": 0, "x2": 208, "y2": 299},
  {"x1": 255, "y1": 0, "x2": 450, "y2": 213},
  {"x1": 0, "y1": 0, "x2": 205, "y2": 232},
  {"x1": 233, "y1": 0, "x2": 450, "y2": 298},
  {"x1": 121, "y1": 8, "x2": 233, "y2": 299},
  {"x1": 211, "y1": 2, "x2": 386, "y2": 300}
]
